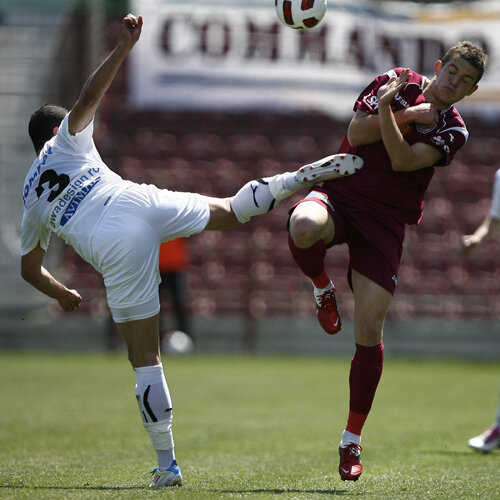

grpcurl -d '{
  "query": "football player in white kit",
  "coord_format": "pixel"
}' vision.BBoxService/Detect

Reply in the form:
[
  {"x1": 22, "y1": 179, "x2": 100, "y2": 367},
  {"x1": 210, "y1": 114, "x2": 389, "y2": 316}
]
[
  {"x1": 20, "y1": 14, "x2": 363, "y2": 487},
  {"x1": 462, "y1": 168, "x2": 500, "y2": 454}
]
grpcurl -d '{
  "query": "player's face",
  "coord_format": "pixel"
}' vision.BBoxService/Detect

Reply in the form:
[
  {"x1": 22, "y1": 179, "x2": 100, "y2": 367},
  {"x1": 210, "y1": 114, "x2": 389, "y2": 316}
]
[{"x1": 431, "y1": 56, "x2": 479, "y2": 108}]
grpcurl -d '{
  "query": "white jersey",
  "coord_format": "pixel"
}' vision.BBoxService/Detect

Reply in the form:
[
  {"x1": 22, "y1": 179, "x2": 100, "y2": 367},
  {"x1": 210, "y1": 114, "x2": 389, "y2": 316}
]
[
  {"x1": 491, "y1": 168, "x2": 500, "y2": 220},
  {"x1": 21, "y1": 111, "x2": 211, "y2": 322},
  {"x1": 21, "y1": 113, "x2": 133, "y2": 261}
]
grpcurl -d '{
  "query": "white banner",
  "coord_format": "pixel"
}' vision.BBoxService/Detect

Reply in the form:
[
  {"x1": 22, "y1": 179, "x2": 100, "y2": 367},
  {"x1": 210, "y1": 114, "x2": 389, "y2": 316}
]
[{"x1": 129, "y1": 0, "x2": 500, "y2": 118}]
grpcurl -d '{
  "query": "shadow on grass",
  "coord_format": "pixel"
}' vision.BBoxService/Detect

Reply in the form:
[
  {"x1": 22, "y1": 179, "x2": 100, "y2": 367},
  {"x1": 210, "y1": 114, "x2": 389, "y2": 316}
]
[
  {"x1": 0, "y1": 485, "x2": 145, "y2": 491},
  {"x1": 2, "y1": 485, "x2": 362, "y2": 495},
  {"x1": 218, "y1": 488, "x2": 355, "y2": 496},
  {"x1": 418, "y1": 450, "x2": 481, "y2": 457}
]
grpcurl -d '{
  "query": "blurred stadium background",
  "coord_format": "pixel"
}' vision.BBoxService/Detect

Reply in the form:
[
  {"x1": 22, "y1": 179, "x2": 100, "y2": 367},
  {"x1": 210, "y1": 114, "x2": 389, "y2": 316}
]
[{"x1": 0, "y1": 0, "x2": 499, "y2": 358}]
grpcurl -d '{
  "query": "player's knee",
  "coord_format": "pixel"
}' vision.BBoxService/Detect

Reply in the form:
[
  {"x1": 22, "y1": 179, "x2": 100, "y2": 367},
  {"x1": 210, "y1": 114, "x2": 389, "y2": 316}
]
[
  {"x1": 128, "y1": 349, "x2": 161, "y2": 368},
  {"x1": 355, "y1": 318, "x2": 384, "y2": 345},
  {"x1": 289, "y1": 212, "x2": 325, "y2": 247}
]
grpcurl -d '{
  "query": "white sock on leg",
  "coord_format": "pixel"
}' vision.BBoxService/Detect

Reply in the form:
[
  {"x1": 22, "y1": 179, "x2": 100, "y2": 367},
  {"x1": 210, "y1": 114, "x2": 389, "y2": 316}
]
[
  {"x1": 340, "y1": 429, "x2": 361, "y2": 447},
  {"x1": 264, "y1": 172, "x2": 301, "y2": 202},
  {"x1": 135, "y1": 364, "x2": 176, "y2": 469},
  {"x1": 230, "y1": 172, "x2": 304, "y2": 223},
  {"x1": 230, "y1": 178, "x2": 277, "y2": 223}
]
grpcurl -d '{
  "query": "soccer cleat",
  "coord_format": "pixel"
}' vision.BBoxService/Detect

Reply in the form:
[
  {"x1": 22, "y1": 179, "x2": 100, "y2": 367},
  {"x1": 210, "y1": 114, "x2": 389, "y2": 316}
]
[
  {"x1": 267, "y1": 153, "x2": 364, "y2": 203},
  {"x1": 296, "y1": 154, "x2": 364, "y2": 184},
  {"x1": 468, "y1": 425, "x2": 500, "y2": 453},
  {"x1": 149, "y1": 460, "x2": 183, "y2": 488},
  {"x1": 314, "y1": 283, "x2": 341, "y2": 334},
  {"x1": 338, "y1": 443, "x2": 363, "y2": 481}
]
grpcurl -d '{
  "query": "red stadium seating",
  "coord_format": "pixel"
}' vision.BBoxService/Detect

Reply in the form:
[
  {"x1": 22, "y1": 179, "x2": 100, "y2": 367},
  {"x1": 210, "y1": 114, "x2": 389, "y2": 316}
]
[{"x1": 63, "y1": 99, "x2": 500, "y2": 321}]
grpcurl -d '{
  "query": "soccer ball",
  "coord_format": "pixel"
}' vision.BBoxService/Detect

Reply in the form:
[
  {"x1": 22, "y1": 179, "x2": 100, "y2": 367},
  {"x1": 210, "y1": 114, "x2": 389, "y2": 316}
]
[
  {"x1": 161, "y1": 330, "x2": 195, "y2": 355},
  {"x1": 275, "y1": 0, "x2": 327, "y2": 30}
]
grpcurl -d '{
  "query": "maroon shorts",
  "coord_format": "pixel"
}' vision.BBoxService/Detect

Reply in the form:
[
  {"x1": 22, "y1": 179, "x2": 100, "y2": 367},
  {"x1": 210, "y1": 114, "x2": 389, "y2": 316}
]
[{"x1": 290, "y1": 189, "x2": 405, "y2": 295}]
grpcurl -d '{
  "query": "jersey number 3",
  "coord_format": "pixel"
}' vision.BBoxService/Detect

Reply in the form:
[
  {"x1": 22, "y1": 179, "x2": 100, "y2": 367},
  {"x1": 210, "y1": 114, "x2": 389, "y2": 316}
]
[{"x1": 35, "y1": 169, "x2": 70, "y2": 202}]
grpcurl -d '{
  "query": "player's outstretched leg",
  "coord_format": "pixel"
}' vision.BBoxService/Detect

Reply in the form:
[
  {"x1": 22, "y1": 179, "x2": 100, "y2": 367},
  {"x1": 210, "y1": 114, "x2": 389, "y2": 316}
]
[{"x1": 231, "y1": 153, "x2": 363, "y2": 223}]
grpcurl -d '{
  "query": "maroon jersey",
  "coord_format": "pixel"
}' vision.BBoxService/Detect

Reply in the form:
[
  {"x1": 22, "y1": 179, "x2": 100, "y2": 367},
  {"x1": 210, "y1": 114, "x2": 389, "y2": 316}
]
[{"x1": 327, "y1": 67, "x2": 468, "y2": 225}]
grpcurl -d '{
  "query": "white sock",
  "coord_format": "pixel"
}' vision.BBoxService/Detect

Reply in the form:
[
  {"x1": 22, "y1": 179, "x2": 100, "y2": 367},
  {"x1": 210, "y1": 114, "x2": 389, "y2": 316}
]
[
  {"x1": 135, "y1": 364, "x2": 176, "y2": 469},
  {"x1": 156, "y1": 447, "x2": 175, "y2": 470},
  {"x1": 340, "y1": 429, "x2": 361, "y2": 447},
  {"x1": 264, "y1": 171, "x2": 301, "y2": 202},
  {"x1": 230, "y1": 172, "x2": 304, "y2": 223},
  {"x1": 230, "y1": 179, "x2": 277, "y2": 223}
]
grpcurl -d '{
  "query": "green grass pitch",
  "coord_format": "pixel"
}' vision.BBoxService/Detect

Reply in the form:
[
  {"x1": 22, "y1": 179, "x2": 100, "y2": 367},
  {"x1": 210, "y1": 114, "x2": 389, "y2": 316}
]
[{"x1": 0, "y1": 352, "x2": 498, "y2": 499}]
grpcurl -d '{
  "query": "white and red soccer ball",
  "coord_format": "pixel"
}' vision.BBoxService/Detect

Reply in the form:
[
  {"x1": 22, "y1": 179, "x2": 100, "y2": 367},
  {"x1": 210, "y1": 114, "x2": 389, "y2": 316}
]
[{"x1": 275, "y1": 0, "x2": 327, "y2": 30}]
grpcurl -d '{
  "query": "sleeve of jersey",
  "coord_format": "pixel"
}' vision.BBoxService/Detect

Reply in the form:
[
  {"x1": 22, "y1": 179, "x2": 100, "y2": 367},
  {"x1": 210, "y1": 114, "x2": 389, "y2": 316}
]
[
  {"x1": 424, "y1": 120, "x2": 468, "y2": 167},
  {"x1": 58, "y1": 113, "x2": 96, "y2": 154},
  {"x1": 20, "y1": 214, "x2": 51, "y2": 256},
  {"x1": 354, "y1": 71, "x2": 395, "y2": 114},
  {"x1": 490, "y1": 169, "x2": 500, "y2": 219}
]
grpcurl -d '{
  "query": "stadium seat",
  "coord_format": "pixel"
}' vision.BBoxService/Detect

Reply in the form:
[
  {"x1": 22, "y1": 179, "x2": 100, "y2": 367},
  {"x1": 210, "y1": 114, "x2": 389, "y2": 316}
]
[
  {"x1": 271, "y1": 135, "x2": 321, "y2": 162},
  {"x1": 59, "y1": 94, "x2": 500, "y2": 322}
]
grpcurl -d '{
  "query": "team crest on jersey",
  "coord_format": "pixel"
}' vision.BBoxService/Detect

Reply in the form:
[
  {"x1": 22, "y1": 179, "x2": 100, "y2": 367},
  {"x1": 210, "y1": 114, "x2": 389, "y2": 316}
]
[{"x1": 416, "y1": 123, "x2": 436, "y2": 134}]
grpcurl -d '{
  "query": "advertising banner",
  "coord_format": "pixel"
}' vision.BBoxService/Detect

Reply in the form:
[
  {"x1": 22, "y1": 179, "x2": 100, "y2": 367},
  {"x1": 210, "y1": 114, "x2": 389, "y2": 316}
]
[{"x1": 130, "y1": 0, "x2": 500, "y2": 118}]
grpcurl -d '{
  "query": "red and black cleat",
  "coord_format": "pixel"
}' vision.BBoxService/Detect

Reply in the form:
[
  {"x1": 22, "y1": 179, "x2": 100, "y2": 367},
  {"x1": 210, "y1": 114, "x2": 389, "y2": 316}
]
[
  {"x1": 338, "y1": 443, "x2": 363, "y2": 481},
  {"x1": 314, "y1": 285, "x2": 342, "y2": 335}
]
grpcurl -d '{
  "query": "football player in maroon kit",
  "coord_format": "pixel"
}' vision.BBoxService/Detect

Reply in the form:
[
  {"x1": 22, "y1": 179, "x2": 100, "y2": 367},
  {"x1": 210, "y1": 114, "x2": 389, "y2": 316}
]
[{"x1": 287, "y1": 41, "x2": 488, "y2": 481}]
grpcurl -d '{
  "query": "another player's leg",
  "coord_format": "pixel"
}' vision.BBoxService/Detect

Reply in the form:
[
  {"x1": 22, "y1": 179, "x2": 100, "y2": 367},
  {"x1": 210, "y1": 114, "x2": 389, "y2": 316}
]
[
  {"x1": 288, "y1": 200, "x2": 342, "y2": 334},
  {"x1": 468, "y1": 392, "x2": 500, "y2": 453},
  {"x1": 338, "y1": 271, "x2": 390, "y2": 481},
  {"x1": 116, "y1": 314, "x2": 182, "y2": 488},
  {"x1": 230, "y1": 153, "x2": 363, "y2": 223}
]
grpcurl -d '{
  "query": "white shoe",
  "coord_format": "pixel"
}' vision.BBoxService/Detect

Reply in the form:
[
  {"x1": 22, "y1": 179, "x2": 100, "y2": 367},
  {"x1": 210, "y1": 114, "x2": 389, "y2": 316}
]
[
  {"x1": 296, "y1": 153, "x2": 364, "y2": 184},
  {"x1": 149, "y1": 460, "x2": 183, "y2": 487},
  {"x1": 468, "y1": 425, "x2": 500, "y2": 453},
  {"x1": 268, "y1": 153, "x2": 364, "y2": 202}
]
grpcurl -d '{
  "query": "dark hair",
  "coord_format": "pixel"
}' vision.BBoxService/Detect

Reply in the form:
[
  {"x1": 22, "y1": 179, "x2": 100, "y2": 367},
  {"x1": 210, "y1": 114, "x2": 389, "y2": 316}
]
[
  {"x1": 441, "y1": 41, "x2": 488, "y2": 84},
  {"x1": 28, "y1": 104, "x2": 69, "y2": 153}
]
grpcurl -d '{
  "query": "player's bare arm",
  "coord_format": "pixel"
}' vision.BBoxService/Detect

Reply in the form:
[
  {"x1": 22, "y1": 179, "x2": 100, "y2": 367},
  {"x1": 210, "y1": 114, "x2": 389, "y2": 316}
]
[
  {"x1": 21, "y1": 244, "x2": 82, "y2": 312},
  {"x1": 377, "y1": 69, "x2": 442, "y2": 172},
  {"x1": 69, "y1": 13, "x2": 143, "y2": 135},
  {"x1": 462, "y1": 215, "x2": 500, "y2": 254},
  {"x1": 348, "y1": 100, "x2": 439, "y2": 148}
]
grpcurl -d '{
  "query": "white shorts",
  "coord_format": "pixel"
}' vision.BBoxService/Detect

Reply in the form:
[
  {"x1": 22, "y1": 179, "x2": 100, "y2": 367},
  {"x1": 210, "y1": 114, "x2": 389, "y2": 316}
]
[{"x1": 88, "y1": 184, "x2": 210, "y2": 322}]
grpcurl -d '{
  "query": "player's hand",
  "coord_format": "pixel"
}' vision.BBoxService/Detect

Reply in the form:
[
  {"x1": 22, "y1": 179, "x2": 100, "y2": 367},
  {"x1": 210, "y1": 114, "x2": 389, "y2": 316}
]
[
  {"x1": 409, "y1": 102, "x2": 439, "y2": 128},
  {"x1": 121, "y1": 14, "x2": 143, "y2": 48},
  {"x1": 461, "y1": 234, "x2": 480, "y2": 255},
  {"x1": 377, "y1": 68, "x2": 411, "y2": 108},
  {"x1": 58, "y1": 288, "x2": 83, "y2": 312}
]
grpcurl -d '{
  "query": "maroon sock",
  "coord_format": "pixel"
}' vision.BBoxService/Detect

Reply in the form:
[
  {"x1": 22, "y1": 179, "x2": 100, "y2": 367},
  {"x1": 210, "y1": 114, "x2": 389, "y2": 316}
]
[
  {"x1": 288, "y1": 235, "x2": 327, "y2": 281},
  {"x1": 346, "y1": 342, "x2": 384, "y2": 435}
]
